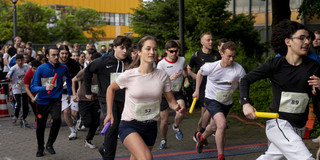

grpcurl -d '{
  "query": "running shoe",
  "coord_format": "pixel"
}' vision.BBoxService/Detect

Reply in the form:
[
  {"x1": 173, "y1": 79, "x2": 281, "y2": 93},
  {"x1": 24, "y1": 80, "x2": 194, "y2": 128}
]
[
  {"x1": 45, "y1": 145, "x2": 56, "y2": 154},
  {"x1": 68, "y1": 131, "x2": 77, "y2": 140},
  {"x1": 196, "y1": 132, "x2": 204, "y2": 153},
  {"x1": 193, "y1": 131, "x2": 198, "y2": 143},
  {"x1": 158, "y1": 139, "x2": 167, "y2": 149},
  {"x1": 313, "y1": 136, "x2": 320, "y2": 143},
  {"x1": 85, "y1": 140, "x2": 96, "y2": 149},
  {"x1": 36, "y1": 148, "x2": 44, "y2": 157},
  {"x1": 75, "y1": 119, "x2": 82, "y2": 131},
  {"x1": 193, "y1": 131, "x2": 208, "y2": 146},
  {"x1": 172, "y1": 124, "x2": 183, "y2": 140},
  {"x1": 12, "y1": 116, "x2": 17, "y2": 123}
]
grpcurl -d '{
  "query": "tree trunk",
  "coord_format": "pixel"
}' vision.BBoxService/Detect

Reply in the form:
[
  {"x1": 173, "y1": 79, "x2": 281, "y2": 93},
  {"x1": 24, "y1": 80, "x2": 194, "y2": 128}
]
[{"x1": 272, "y1": 0, "x2": 291, "y2": 26}]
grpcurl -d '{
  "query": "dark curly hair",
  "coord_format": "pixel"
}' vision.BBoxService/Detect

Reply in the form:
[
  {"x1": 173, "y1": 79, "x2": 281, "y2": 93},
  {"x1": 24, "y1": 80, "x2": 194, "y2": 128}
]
[{"x1": 271, "y1": 20, "x2": 314, "y2": 56}]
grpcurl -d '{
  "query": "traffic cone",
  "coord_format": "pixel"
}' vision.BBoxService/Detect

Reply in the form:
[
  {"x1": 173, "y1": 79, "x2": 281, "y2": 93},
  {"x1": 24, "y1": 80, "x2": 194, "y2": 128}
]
[{"x1": 0, "y1": 86, "x2": 9, "y2": 117}]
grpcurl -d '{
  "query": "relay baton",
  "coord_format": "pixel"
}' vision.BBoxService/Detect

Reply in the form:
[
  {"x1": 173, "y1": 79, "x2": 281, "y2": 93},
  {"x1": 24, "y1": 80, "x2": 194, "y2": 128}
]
[
  {"x1": 47, "y1": 73, "x2": 58, "y2": 94},
  {"x1": 255, "y1": 112, "x2": 279, "y2": 119},
  {"x1": 101, "y1": 121, "x2": 111, "y2": 136},
  {"x1": 189, "y1": 97, "x2": 198, "y2": 114}
]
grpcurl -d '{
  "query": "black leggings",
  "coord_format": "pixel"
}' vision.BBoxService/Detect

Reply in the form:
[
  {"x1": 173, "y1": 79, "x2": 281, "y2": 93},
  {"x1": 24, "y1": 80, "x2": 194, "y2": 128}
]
[{"x1": 14, "y1": 93, "x2": 28, "y2": 119}]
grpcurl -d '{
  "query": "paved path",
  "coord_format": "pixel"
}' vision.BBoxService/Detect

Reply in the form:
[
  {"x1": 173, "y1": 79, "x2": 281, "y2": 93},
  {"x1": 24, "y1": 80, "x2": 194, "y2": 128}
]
[{"x1": 0, "y1": 108, "x2": 318, "y2": 160}]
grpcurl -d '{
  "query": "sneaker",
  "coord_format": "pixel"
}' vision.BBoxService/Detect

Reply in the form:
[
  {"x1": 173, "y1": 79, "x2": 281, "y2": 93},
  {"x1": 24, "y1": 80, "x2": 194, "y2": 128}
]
[
  {"x1": 45, "y1": 146, "x2": 56, "y2": 154},
  {"x1": 12, "y1": 116, "x2": 17, "y2": 123},
  {"x1": 98, "y1": 145, "x2": 105, "y2": 157},
  {"x1": 193, "y1": 131, "x2": 208, "y2": 146},
  {"x1": 36, "y1": 148, "x2": 44, "y2": 157},
  {"x1": 85, "y1": 140, "x2": 96, "y2": 149},
  {"x1": 313, "y1": 136, "x2": 320, "y2": 143},
  {"x1": 75, "y1": 119, "x2": 82, "y2": 131},
  {"x1": 158, "y1": 139, "x2": 167, "y2": 149},
  {"x1": 68, "y1": 132, "x2": 77, "y2": 140},
  {"x1": 80, "y1": 125, "x2": 86, "y2": 130},
  {"x1": 172, "y1": 124, "x2": 183, "y2": 140},
  {"x1": 196, "y1": 132, "x2": 204, "y2": 153}
]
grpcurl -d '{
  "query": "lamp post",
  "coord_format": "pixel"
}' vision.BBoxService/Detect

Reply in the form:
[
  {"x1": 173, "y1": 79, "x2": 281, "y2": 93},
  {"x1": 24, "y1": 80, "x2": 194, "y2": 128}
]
[{"x1": 11, "y1": 0, "x2": 18, "y2": 39}]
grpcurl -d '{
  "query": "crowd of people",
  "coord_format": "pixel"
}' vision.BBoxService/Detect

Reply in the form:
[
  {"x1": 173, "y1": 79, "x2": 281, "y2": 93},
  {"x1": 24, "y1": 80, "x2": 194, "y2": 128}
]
[{"x1": 1, "y1": 19, "x2": 320, "y2": 160}]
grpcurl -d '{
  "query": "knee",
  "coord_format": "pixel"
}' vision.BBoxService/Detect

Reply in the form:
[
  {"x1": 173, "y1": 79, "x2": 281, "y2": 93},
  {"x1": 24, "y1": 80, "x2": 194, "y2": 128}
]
[{"x1": 216, "y1": 122, "x2": 227, "y2": 130}]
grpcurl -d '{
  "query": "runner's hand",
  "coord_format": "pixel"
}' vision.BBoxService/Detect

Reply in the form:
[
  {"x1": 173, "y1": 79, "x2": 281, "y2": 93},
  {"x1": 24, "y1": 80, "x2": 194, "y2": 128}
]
[
  {"x1": 192, "y1": 91, "x2": 199, "y2": 99},
  {"x1": 243, "y1": 103, "x2": 257, "y2": 120},
  {"x1": 104, "y1": 114, "x2": 114, "y2": 126},
  {"x1": 175, "y1": 103, "x2": 185, "y2": 113}
]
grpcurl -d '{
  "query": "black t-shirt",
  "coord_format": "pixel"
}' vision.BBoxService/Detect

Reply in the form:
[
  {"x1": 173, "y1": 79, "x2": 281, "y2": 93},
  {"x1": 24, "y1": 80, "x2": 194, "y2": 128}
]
[
  {"x1": 240, "y1": 56, "x2": 320, "y2": 128},
  {"x1": 188, "y1": 49, "x2": 221, "y2": 73},
  {"x1": 62, "y1": 59, "x2": 81, "y2": 94},
  {"x1": 188, "y1": 49, "x2": 221, "y2": 101}
]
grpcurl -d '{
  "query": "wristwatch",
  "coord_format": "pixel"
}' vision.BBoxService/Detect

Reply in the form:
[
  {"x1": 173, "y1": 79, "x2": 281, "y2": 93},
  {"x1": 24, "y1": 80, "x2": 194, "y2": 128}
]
[{"x1": 240, "y1": 97, "x2": 250, "y2": 106}]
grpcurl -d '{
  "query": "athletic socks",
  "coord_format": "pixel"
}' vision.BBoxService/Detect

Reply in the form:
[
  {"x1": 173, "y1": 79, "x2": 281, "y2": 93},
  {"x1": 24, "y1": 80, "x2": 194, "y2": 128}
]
[{"x1": 218, "y1": 154, "x2": 225, "y2": 160}]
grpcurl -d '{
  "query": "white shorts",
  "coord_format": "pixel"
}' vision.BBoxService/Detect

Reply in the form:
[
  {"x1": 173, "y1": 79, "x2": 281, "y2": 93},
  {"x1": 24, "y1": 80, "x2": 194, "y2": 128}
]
[
  {"x1": 61, "y1": 94, "x2": 79, "y2": 111},
  {"x1": 257, "y1": 119, "x2": 314, "y2": 160}
]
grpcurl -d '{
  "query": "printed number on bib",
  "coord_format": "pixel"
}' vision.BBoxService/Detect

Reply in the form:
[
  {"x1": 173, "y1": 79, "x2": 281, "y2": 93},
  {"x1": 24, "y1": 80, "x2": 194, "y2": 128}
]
[
  {"x1": 91, "y1": 85, "x2": 99, "y2": 94},
  {"x1": 41, "y1": 77, "x2": 57, "y2": 87},
  {"x1": 110, "y1": 73, "x2": 121, "y2": 84},
  {"x1": 216, "y1": 90, "x2": 233, "y2": 103},
  {"x1": 279, "y1": 92, "x2": 309, "y2": 114},
  {"x1": 171, "y1": 81, "x2": 182, "y2": 92},
  {"x1": 135, "y1": 101, "x2": 160, "y2": 121}
]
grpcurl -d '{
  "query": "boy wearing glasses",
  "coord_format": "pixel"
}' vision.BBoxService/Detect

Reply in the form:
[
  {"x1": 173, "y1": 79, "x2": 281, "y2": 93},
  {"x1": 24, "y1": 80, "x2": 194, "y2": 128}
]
[
  {"x1": 187, "y1": 32, "x2": 221, "y2": 144},
  {"x1": 156, "y1": 40, "x2": 188, "y2": 149},
  {"x1": 241, "y1": 20, "x2": 319, "y2": 159}
]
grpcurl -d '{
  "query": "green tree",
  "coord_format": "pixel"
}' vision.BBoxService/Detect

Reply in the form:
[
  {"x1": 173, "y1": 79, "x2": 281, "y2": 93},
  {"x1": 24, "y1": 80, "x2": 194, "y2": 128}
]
[
  {"x1": 298, "y1": 0, "x2": 320, "y2": 20},
  {"x1": 17, "y1": 2, "x2": 57, "y2": 43},
  {"x1": 0, "y1": 1, "x2": 105, "y2": 43},
  {"x1": 131, "y1": 0, "x2": 267, "y2": 57},
  {"x1": 63, "y1": 7, "x2": 106, "y2": 42}
]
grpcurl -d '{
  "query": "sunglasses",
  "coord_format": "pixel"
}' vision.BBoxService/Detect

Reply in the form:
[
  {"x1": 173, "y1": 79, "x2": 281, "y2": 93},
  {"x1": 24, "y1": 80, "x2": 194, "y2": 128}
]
[{"x1": 168, "y1": 49, "x2": 178, "y2": 53}]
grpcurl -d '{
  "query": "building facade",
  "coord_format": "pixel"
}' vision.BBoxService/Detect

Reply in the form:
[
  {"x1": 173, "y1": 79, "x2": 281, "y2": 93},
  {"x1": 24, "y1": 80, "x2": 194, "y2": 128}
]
[{"x1": 23, "y1": 0, "x2": 141, "y2": 41}]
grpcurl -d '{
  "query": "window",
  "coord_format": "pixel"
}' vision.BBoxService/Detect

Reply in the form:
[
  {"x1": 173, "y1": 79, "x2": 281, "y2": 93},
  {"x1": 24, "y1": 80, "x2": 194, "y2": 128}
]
[
  {"x1": 109, "y1": 13, "x2": 115, "y2": 25},
  {"x1": 120, "y1": 14, "x2": 125, "y2": 26}
]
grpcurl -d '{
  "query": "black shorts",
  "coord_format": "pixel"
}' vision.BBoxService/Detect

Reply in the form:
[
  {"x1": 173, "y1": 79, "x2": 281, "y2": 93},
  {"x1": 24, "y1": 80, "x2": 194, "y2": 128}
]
[
  {"x1": 205, "y1": 98, "x2": 233, "y2": 118},
  {"x1": 160, "y1": 91, "x2": 185, "y2": 111},
  {"x1": 118, "y1": 120, "x2": 157, "y2": 146}
]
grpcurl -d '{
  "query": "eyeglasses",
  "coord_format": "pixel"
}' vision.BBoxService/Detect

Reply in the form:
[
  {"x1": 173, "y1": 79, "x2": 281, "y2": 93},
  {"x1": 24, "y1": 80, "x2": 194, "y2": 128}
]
[
  {"x1": 168, "y1": 50, "x2": 178, "y2": 53},
  {"x1": 290, "y1": 35, "x2": 312, "y2": 42}
]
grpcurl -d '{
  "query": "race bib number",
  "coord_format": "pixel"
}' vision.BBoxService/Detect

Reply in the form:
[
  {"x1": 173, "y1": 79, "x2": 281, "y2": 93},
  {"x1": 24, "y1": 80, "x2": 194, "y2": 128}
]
[
  {"x1": 41, "y1": 77, "x2": 57, "y2": 87},
  {"x1": 216, "y1": 90, "x2": 233, "y2": 103},
  {"x1": 110, "y1": 73, "x2": 121, "y2": 84},
  {"x1": 91, "y1": 85, "x2": 99, "y2": 94},
  {"x1": 279, "y1": 92, "x2": 309, "y2": 114},
  {"x1": 135, "y1": 101, "x2": 160, "y2": 121},
  {"x1": 171, "y1": 81, "x2": 182, "y2": 92}
]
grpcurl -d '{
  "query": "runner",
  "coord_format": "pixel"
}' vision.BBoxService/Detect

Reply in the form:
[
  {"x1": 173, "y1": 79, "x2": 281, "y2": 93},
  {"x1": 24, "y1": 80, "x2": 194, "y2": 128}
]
[
  {"x1": 240, "y1": 20, "x2": 319, "y2": 160},
  {"x1": 104, "y1": 35, "x2": 185, "y2": 159},
  {"x1": 157, "y1": 40, "x2": 187, "y2": 149},
  {"x1": 193, "y1": 41, "x2": 246, "y2": 160}
]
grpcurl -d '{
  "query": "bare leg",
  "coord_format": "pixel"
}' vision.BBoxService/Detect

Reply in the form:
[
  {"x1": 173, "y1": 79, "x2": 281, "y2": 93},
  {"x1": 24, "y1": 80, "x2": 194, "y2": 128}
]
[
  {"x1": 123, "y1": 132, "x2": 153, "y2": 160},
  {"x1": 160, "y1": 108, "x2": 169, "y2": 140},
  {"x1": 174, "y1": 99, "x2": 185, "y2": 127}
]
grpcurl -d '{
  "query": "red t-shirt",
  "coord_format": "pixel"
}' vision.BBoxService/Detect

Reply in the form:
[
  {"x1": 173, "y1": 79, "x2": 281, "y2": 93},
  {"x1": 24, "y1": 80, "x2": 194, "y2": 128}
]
[{"x1": 24, "y1": 68, "x2": 36, "y2": 96}]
